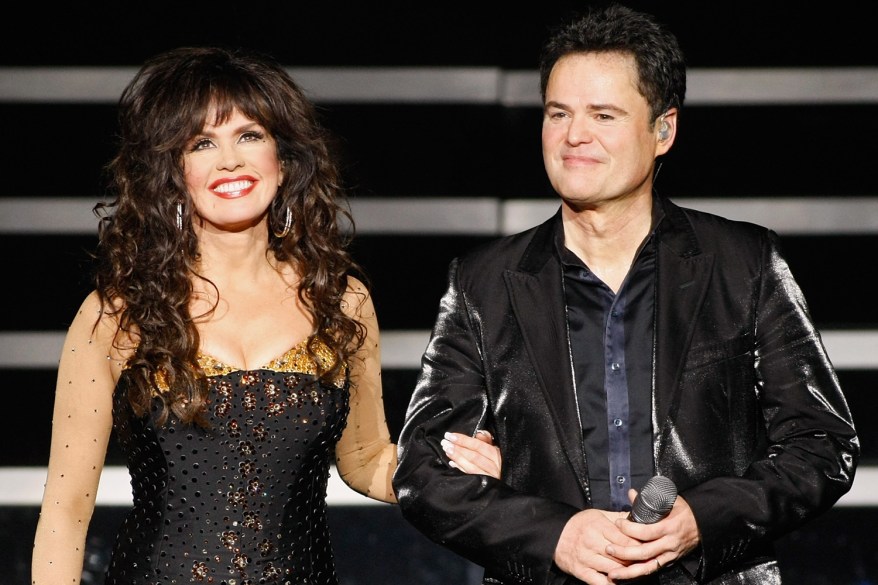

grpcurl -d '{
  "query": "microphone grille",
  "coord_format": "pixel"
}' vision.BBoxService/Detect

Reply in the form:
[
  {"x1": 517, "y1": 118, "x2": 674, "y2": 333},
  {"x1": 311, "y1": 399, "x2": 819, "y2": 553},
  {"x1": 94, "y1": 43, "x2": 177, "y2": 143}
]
[{"x1": 630, "y1": 475, "x2": 678, "y2": 523}]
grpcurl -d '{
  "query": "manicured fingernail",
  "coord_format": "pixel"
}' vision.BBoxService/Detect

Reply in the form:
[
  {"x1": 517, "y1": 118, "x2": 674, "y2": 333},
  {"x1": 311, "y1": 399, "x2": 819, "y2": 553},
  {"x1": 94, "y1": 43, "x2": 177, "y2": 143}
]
[
  {"x1": 441, "y1": 439, "x2": 454, "y2": 453},
  {"x1": 443, "y1": 432, "x2": 458, "y2": 442}
]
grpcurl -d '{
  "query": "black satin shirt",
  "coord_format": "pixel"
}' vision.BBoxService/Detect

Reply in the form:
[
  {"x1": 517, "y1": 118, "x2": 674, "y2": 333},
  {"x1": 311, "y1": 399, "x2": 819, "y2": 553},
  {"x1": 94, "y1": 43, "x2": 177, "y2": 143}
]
[{"x1": 558, "y1": 222, "x2": 657, "y2": 511}]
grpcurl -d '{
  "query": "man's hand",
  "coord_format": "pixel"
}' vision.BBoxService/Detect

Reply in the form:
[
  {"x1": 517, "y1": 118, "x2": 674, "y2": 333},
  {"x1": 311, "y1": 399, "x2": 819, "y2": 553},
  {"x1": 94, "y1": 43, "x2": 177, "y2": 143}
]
[
  {"x1": 554, "y1": 508, "x2": 639, "y2": 584},
  {"x1": 604, "y1": 490, "x2": 701, "y2": 582}
]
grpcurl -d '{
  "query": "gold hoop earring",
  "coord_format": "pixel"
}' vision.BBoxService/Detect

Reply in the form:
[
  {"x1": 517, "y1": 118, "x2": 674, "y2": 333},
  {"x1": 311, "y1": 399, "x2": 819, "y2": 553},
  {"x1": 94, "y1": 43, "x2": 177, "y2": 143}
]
[
  {"x1": 273, "y1": 206, "x2": 292, "y2": 238},
  {"x1": 176, "y1": 202, "x2": 183, "y2": 231}
]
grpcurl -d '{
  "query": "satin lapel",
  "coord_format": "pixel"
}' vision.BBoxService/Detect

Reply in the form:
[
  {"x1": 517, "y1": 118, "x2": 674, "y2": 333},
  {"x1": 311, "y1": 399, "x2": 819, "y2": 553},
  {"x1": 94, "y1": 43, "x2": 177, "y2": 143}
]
[
  {"x1": 504, "y1": 262, "x2": 589, "y2": 488},
  {"x1": 653, "y1": 235, "x2": 714, "y2": 454}
]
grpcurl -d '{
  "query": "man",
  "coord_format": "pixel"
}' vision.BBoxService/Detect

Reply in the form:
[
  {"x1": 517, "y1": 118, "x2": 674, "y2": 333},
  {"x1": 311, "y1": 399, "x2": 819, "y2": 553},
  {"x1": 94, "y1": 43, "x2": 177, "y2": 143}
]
[{"x1": 392, "y1": 4, "x2": 859, "y2": 585}]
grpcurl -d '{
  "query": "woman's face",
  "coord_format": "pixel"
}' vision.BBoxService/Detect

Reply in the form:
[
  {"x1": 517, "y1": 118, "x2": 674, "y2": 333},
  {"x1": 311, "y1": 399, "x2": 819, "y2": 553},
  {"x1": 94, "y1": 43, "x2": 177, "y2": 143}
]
[{"x1": 183, "y1": 107, "x2": 284, "y2": 235}]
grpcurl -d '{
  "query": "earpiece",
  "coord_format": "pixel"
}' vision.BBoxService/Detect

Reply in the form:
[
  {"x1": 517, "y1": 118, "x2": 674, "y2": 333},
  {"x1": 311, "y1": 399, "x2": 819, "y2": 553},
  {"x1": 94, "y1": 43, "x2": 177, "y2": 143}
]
[{"x1": 658, "y1": 117, "x2": 671, "y2": 141}]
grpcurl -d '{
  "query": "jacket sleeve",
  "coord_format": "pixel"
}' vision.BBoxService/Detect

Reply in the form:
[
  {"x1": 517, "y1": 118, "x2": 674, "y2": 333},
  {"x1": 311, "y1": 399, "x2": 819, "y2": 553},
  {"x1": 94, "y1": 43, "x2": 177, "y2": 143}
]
[
  {"x1": 682, "y1": 230, "x2": 860, "y2": 581},
  {"x1": 392, "y1": 258, "x2": 579, "y2": 585}
]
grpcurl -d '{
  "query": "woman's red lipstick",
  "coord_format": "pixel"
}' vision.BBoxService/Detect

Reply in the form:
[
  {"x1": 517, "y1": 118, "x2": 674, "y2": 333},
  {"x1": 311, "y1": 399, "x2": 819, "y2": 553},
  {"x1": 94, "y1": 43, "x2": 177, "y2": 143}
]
[{"x1": 209, "y1": 176, "x2": 258, "y2": 198}]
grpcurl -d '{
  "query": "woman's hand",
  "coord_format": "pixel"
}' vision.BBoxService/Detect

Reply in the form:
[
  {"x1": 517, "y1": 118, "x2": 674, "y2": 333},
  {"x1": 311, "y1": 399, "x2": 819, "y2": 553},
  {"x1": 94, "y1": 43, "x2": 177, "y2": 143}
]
[{"x1": 441, "y1": 430, "x2": 502, "y2": 479}]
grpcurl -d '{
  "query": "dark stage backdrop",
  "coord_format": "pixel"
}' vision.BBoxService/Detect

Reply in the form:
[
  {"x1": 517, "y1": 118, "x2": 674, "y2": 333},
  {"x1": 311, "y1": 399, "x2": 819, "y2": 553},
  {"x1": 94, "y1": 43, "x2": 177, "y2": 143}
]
[{"x1": 2, "y1": 2, "x2": 876, "y2": 584}]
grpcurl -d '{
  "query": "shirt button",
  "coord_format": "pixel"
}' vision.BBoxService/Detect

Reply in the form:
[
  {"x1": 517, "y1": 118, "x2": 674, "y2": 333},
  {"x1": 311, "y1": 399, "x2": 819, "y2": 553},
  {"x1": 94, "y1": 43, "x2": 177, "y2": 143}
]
[
  {"x1": 616, "y1": 476, "x2": 626, "y2": 485},
  {"x1": 613, "y1": 418, "x2": 623, "y2": 427},
  {"x1": 611, "y1": 362, "x2": 621, "y2": 371}
]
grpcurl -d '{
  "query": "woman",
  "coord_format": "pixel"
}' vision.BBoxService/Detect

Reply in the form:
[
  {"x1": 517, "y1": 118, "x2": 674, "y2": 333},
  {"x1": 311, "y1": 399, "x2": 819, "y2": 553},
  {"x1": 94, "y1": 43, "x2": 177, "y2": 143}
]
[{"x1": 31, "y1": 46, "x2": 500, "y2": 585}]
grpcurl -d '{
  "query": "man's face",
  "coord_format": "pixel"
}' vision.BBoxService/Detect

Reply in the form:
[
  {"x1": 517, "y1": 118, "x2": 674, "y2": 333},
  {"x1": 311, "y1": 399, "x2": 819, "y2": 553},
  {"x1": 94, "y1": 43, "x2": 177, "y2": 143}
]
[{"x1": 541, "y1": 51, "x2": 673, "y2": 211}]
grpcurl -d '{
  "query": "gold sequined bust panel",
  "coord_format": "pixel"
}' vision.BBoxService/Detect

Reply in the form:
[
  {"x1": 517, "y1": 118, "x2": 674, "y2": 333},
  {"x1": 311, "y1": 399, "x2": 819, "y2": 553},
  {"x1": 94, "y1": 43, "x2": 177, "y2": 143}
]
[
  {"x1": 106, "y1": 340, "x2": 350, "y2": 585},
  {"x1": 151, "y1": 338, "x2": 348, "y2": 393}
]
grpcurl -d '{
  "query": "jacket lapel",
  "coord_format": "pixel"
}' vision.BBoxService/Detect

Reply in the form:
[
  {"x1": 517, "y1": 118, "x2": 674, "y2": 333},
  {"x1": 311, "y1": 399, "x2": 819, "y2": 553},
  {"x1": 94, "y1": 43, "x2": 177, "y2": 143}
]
[
  {"x1": 653, "y1": 199, "x2": 714, "y2": 449},
  {"x1": 505, "y1": 212, "x2": 590, "y2": 489}
]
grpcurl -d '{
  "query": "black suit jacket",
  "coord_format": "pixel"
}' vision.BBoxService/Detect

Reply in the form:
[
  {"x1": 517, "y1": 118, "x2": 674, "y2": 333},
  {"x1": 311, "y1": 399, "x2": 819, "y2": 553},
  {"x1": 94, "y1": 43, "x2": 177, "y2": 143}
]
[{"x1": 392, "y1": 197, "x2": 859, "y2": 585}]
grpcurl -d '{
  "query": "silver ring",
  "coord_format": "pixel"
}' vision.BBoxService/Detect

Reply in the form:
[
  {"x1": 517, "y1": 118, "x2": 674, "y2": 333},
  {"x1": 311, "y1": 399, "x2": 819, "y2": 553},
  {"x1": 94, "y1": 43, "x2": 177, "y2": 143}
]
[{"x1": 655, "y1": 558, "x2": 662, "y2": 571}]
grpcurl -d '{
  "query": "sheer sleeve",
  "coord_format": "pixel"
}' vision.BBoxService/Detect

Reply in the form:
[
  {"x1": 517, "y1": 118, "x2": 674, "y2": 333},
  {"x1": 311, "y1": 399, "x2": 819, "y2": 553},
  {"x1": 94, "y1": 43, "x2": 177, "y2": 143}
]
[
  {"x1": 334, "y1": 277, "x2": 397, "y2": 503},
  {"x1": 31, "y1": 292, "x2": 123, "y2": 583}
]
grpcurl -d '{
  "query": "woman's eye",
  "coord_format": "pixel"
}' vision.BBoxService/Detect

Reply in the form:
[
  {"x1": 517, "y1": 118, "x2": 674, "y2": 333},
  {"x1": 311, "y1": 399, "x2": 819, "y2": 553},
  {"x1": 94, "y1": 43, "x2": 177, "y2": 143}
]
[
  {"x1": 190, "y1": 138, "x2": 214, "y2": 151},
  {"x1": 240, "y1": 130, "x2": 265, "y2": 142}
]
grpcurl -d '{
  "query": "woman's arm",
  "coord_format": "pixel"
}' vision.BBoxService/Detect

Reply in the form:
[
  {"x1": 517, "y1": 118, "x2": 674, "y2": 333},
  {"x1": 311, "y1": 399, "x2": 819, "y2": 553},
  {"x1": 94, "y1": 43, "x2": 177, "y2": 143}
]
[
  {"x1": 334, "y1": 277, "x2": 501, "y2": 504},
  {"x1": 334, "y1": 277, "x2": 397, "y2": 501},
  {"x1": 442, "y1": 430, "x2": 502, "y2": 479},
  {"x1": 32, "y1": 292, "x2": 120, "y2": 584}
]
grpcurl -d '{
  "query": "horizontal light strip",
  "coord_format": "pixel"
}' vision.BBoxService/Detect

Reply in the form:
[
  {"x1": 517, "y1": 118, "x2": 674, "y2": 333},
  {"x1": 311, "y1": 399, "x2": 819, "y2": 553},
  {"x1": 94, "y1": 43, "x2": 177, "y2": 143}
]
[
  {"x1": 378, "y1": 330, "x2": 432, "y2": 369},
  {"x1": 674, "y1": 197, "x2": 878, "y2": 235},
  {"x1": 1, "y1": 67, "x2": 877, "y2": 105},
  {"x1": 0, "y1": 466, "x2": 386, "y2": 506},
  {"x1": 1, "y1": 330, "x2": 876, "y2": 370},
  {"x1": 349, "y1": 197, "x2": 500, "y2": 234},
  {"x1": 0, "y1": 197, "x2": 102, "y2": 234},
  {"x1": 2, "y1": 464, "x2": 874, "y2": 507},
  {"x1": 503, "y1": 197, "x2": 878, "y2": 236},
  {"x1": 0, "y1": 197, "x2": 503, "y2": 235},
  {"x1": 502, "y1": 68, "x2": 878, "y2": 106},
  {"x1": 3, "y1": 197, "x2": 878, "y2": 236}
]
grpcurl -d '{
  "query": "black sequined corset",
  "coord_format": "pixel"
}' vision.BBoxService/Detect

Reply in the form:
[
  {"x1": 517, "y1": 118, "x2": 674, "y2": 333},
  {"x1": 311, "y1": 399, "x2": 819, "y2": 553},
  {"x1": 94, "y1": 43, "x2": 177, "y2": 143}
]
[{"x1": 106, "y1": 341, "x2": 350, "y2": 585}]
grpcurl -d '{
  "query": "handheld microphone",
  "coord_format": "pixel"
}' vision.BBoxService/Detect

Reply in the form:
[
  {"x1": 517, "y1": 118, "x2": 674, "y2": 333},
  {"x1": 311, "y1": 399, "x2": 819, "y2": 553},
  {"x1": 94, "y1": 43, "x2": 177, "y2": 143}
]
[{"x1": 628, "y1": 475, "x2": 677, "y2": 524}]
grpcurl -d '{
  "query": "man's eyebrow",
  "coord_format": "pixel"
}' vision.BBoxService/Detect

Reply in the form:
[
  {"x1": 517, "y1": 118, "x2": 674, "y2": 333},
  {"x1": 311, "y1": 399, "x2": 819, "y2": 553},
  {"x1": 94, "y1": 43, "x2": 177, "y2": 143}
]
[{"x1": 543, "y1": 100, "x2": 627, "y2": 115}]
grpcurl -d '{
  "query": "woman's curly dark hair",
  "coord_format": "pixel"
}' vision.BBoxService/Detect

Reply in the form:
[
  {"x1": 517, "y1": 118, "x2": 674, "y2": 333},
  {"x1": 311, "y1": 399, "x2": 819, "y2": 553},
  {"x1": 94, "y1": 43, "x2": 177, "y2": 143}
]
[{"x1": 92, "y1": 46, "x2": 366, "y2": 426}]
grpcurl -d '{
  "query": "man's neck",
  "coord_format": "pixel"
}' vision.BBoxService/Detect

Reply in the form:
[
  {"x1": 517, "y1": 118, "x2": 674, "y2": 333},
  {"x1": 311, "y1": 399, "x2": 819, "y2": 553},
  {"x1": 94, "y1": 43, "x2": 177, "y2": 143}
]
[{"x1": 561, "y1": 194, "x2": 654, "y2": 292}]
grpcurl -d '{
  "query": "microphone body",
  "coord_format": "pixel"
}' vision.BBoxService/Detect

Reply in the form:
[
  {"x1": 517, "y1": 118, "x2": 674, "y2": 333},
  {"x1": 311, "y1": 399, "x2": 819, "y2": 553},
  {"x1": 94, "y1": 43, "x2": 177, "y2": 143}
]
[{"x1": 628, "y1": 475, "x2": 677, "y2": 523}]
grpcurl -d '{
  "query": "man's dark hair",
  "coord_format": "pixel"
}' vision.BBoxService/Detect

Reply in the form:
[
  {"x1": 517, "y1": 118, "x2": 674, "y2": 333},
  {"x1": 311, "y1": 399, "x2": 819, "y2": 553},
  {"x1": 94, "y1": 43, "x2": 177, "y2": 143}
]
[{"x1": 539, "y1": 3, "x2": 687, "y2": 122}]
